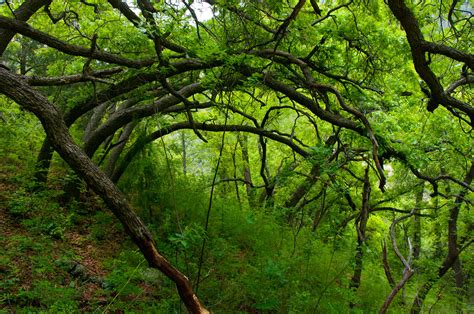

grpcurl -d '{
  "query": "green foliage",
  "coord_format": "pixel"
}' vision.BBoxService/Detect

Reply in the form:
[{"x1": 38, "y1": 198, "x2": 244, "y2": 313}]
[
  {"x1": 12, "y1": 280, "x2": 79, "y2": 311},
  {"x1": 103, "y1": 253, "x2": 145, "y2": 298},
  {"x1": 1, "y1": 0, "x2": 472, "y2": 312},
  {"x1": 8, "y1": 190, "x2": 70, "y2": 239},
  {"x1": 90, "y1": 211, "x2": 114, "y2": 241}
]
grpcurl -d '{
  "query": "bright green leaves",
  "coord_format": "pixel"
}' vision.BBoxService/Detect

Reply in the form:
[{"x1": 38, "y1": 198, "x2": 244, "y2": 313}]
[
  {"x1": 168, "y1": 224, "x2": 205, "y2": 250},
  {"x1": 309, "y1": 143, "x2": 332, "y2": 163}
]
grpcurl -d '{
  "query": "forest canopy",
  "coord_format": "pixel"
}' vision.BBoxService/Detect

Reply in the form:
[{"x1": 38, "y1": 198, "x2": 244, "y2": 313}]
[{"x1": 0, "y1": 0, "x2": 472, "y2": 313}]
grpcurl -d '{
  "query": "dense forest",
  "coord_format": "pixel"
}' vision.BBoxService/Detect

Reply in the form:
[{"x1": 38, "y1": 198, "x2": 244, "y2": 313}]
[{"x1": 0, "y1": 0, "x2": 472, "y2": 313}]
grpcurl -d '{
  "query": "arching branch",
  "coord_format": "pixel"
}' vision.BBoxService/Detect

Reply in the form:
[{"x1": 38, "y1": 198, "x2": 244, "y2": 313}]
[
  {"x1": 83, "y1": 83, "x2": 207, "y2": 157},
  {"x1": 24, "y1": 67, "x2": 123, "y2": 86},
  {"x1": 0, "y1": 16, "x2": 156, "y2": 68},
  {"x1": 387, "y1": 0, "x2": 474, "y2": 126},
  {"x1": 111, "y1": 121, "x2": 310, "y2": 183},
  {"x1": 0, "y1": 0, "x2": 51, "y2": 55}
]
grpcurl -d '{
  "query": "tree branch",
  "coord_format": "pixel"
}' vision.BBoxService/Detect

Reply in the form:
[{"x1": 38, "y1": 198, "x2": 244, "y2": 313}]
[
  {"x1": 24, "y1": 67, "x2": 123, "y2": 86},
  {"x1": 0, "y1": 0, "x2": 51, "y2": 55},
  {"x1": 0, "y1": 16, "x2": 156, "y2": 68},
  {"x1": 111, "y1": 121, "x2": 310, "y2": 183}
]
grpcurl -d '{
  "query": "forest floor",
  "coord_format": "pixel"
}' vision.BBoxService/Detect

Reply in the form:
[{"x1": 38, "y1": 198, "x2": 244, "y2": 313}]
[{"x1": 0, "y1": 169, "x2": 155, "y2": 313}]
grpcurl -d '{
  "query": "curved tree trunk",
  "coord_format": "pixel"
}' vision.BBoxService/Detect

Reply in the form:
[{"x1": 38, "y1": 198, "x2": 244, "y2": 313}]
[
  {"x1": 0, "y1": 67, "x2": 208, "y2": 314},
  {"x1": 32, "y1": 74, "x2": 167, "y2": 184},
  {"x1": 104, "y1": 122, "x2": 136, "y2": 177},
  {"x1": 83, "y1": 102, "x2": 108, "y2": 143},
  {"x1": 411, "y1": 249, "x2": 461, "y2": 314},
  {"x1": 447, "y1": 162, "x2": 473, "y2": 300},
  {"x1": 110, "y1": 121, "x2": 310, "y2": 184}
]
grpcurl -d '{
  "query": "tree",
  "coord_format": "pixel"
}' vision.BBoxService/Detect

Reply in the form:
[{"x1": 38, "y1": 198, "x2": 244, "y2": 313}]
[{"x1": 0, "y1": 0, "x2": 472, "y2": 312}]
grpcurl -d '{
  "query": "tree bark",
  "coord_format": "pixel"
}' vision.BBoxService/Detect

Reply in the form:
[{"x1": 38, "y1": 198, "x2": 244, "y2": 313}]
[
  {"x1": 0, "y1": 15, "x2": 155, "y2": 68},
  {"x1": 82, "y1": 83, "x2": 205, "y2": 158},
  {"x1": 387, "y1": 0, "x2": 474, "y2": 125},
  {"x1": 380, "y1": 209, "x2": 415, "y2": 313},
  {"x1": 33, "y1": 138, "x2": 54, "y2": 185},
  {"x1": 83, "y1": 102, "x2": 108, "y2": 144},
  {"x1": 410, "y1": 243, "x2": 469, "y2": 314},
  {"x1": 380, "y1": 268, "x2": 414, "y2": 314},
  {"x1": 0, "y1": 67, "x2": 208, "y2": 313},
  {"x1": 104, "y1": 122, "x2": 136, "y2": 177},
  {"x1": 382, "y1": 240, "x2": 396, "y2": 289}
]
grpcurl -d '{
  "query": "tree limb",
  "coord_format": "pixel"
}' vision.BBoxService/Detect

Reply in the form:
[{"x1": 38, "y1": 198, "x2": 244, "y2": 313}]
[{"x1": 0, "y1": 15, "x2": 156, "y2": 68}]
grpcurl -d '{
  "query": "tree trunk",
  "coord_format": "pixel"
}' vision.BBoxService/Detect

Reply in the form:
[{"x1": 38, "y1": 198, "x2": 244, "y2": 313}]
[
  {"x1": 1, "y1": 0, "x2": 54, "y2": 187},
  {"x1": 237, "y1": 133, "x2": 253, "y2": 200},
  {"x1": 380, "y1": 268, "x2": 414, "y2": 314},
  {"x1": 181, "y1": 131, "x2": 187, "y2": 176},
  {"x1": 382, "y1": 240, "x2": 396, "y2": 289},
  {"x1": 285, "y1": 163, "x2": 320, "y2": 209},
  {"x1": 411, "y1": 247, "x2": 464, "y2": 314},
  {"x1": 413, "y1": 185, "x2": 423, "y2": 259},
  {"x1": 0, "y1": 67, "x2": 208, "y2": 314},
  {"x1": 257, "y1": 137, "x2": 274, "y2": 208},
  {"x1": 33, "y1": 77, "x2": 154, "y2": 184},
  {"x1": 380, "y1": 208, "x2": 416, "y2": 313},
  {"x1": 349, "y1": 167, "x2": 371, "y2": 306},
  {"x1": 104, "y1": 122, "x2": 136, "y2": 177},
  {"x1": 83, "y1": 102, "x2": 108, "y2": 143},
  {"x1": 33, "y1": 138, "x2": 54, "y2": 185}
]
